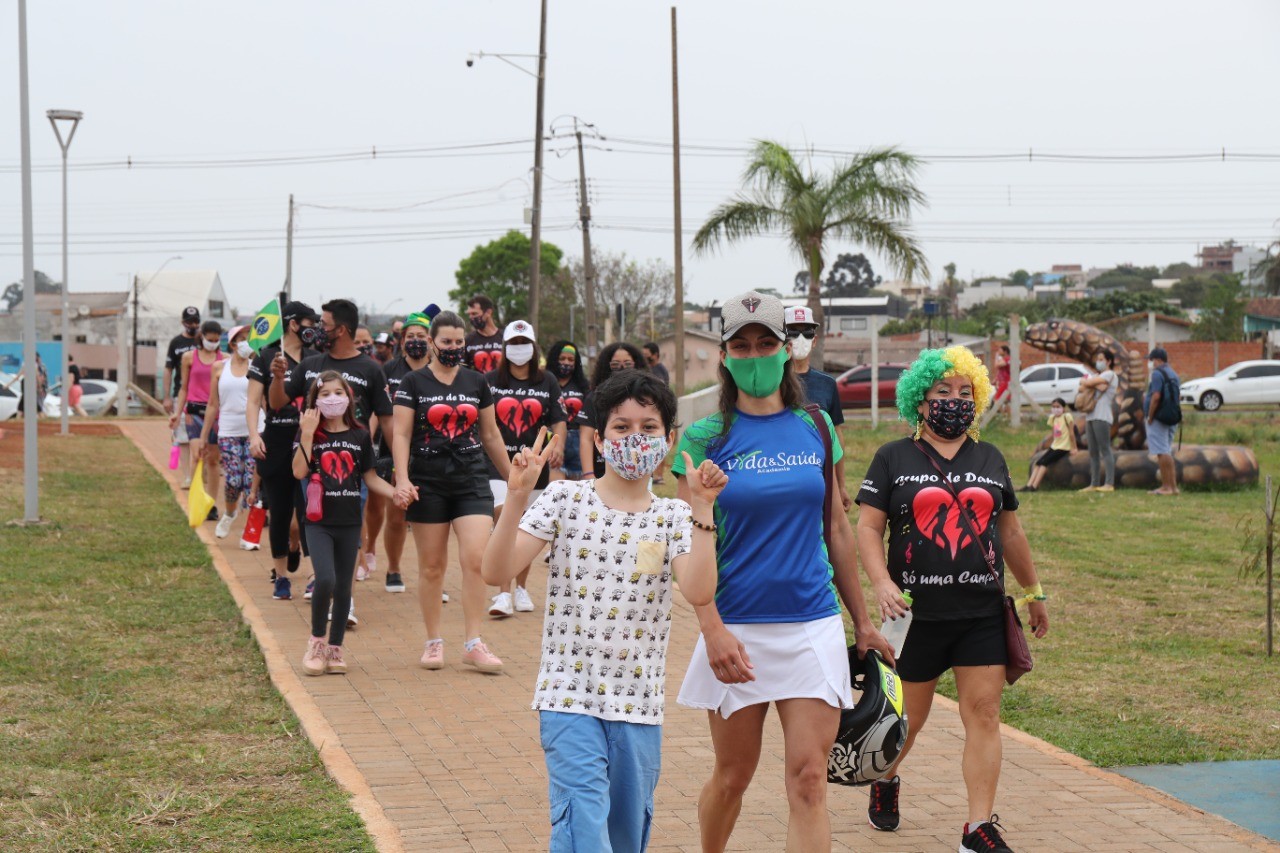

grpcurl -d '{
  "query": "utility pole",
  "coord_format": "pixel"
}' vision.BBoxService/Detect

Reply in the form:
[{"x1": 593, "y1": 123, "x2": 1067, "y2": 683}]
[
  {"x1": 17, "y1": 0, "x2": 40, "y2": 522},
  {"x1": 529, "y1": 0, "x2": 548, "y2": 331},
  {"x1": 671, "y1": 6, "x2": 686, "y2": 395},
  {"x1": 131, "y1": 275, "x2": 140, "y2": 387},
  {"x1": 285, "y1": 193, "x2": 294, "y2": 301},
  {"x1": 575, "y1": 130, "x2": 597, "y2": 366}
]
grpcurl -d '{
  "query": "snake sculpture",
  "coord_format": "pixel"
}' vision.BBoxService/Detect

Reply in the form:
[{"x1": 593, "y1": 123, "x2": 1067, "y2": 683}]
[{"x1": 1021, "y1": 319, "x2": 1258, "y2": 489}]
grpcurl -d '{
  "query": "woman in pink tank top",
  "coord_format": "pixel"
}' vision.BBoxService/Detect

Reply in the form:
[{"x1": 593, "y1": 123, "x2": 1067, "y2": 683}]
[{"x1": 169, "y1": 321, "x2": 226, "y2": 511}]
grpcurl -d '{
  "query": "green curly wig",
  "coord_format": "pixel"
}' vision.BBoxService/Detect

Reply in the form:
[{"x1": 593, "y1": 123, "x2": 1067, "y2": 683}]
[{"x1": 895, "y1": 346, "x2": 994, "y2": 439}]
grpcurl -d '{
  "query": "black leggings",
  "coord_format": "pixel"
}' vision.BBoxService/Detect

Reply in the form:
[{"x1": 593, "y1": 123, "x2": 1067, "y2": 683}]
[
  {"x1": 259, "y1": 443, "x2": 306, "y2": 559},
  {"x1": 305, "y1": 523, "x2": 361, "y2": 646}
]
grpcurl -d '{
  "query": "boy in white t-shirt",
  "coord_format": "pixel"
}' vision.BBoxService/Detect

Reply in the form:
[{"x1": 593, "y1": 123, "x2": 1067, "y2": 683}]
[{"x1": 483, "y1": 370, "x2": 723, "y2": 852}]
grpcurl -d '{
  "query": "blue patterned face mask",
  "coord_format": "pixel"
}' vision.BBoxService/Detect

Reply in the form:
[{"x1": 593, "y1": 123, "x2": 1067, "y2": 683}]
[{"x1": 601, "y1": 432, "x2": 669, "y2": 481}]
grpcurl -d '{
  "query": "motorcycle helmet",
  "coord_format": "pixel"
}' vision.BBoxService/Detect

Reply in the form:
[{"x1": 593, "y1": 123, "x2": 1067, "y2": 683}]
[{"x1": 827, "y1": 649, "x2": 909, "y2": 786}]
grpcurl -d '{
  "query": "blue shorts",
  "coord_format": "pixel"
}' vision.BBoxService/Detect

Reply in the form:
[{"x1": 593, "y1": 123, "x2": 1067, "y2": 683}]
[
  {"x1": 540, "y1": 711, "x2": 661, "y2": 853},
  {"x1": 1147, "y1": 420, "x2": 1177, "y2": 456},
  {"x1": 562, "y1": 429, "x2": 583, "y2": 478}
]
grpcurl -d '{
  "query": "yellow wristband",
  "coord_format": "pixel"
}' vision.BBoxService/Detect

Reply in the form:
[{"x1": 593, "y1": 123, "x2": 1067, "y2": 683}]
[{"x1": 1016, "y1": 583, "x2": 1046, "y2": 609}]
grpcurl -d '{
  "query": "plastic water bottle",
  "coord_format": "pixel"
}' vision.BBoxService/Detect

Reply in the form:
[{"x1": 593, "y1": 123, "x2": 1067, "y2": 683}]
[
  {"x1": 305, "y1": 473, "x2": 324, "y2": 522},
  {"x1": 168, "y1": 441, "x2": 181, "y2": 470},
  {"x1": 880, "y1": 590, "x2": 914, "y2": 659}
]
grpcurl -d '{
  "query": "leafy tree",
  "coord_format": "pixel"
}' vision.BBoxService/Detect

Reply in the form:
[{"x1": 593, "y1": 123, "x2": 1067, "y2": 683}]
[
  {"x1": 1009, "y1": 269, "x2": 1030, "y2": 289},
  {"x1": 1089, "y1": 265, "x2": 1159, "y2": 293},
  {"x1": 693, "y1": 140, "x2": 928, "y2": 369},
  {"x1": 1169, "y1": 272, "x2": 1239, "y2": 310},
  {"x1": 1, "y1": 270, "x2": 59, "y2": 313},
  {"x1": 793, "y1": 252, "x2": 881, "y2": 299},
  {"x1": 562, "y1": 251, "x2": 676, "y2": 345},
  {"x1": 1161, "y1": 262, "x2": 1197, "y2": 279},
  {"x1": 1059, "y1": 290, "x2": 1183, "y2": 324},
  {"x1": 449, "y1": 230, "x2": 564, "y2": 327},
  {"x1": 1191, "y1": 276, "x2": 1247, "y2": 342}
]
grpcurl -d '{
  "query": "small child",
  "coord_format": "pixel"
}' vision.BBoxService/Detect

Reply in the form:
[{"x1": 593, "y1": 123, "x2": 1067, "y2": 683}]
[
  {"x1": 1024, "y1": 397, "x2": 1077, "y2": 492},
  {"x1": 292, "y1": 371, "x2": 403, "y2": 676},
  {"x1": 482, "y1": 370, "x2": 722, "y2": 852}
]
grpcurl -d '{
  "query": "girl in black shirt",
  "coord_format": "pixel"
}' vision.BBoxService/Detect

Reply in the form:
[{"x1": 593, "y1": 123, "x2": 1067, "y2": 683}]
[
  {"x1": 292, "y1": 371, "x2": 400, "y2": 678},
  {"x1": 855, "y1": 346, "x2": 1049, "y2": 852},
  {"x1": 576, "y1": 342, "x2": 647, "y2": 479},
  {"x1": 545, "y1": 340, "x2": 588, "y2": 481},
  {"x1": 391, "y1": 311, "x2": 512, "y2": 673}
]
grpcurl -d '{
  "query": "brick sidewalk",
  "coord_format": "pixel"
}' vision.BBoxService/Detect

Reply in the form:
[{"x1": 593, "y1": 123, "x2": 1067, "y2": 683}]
[{"x1": 124, "y1": 420, "x2": 1277, "y2": 852}]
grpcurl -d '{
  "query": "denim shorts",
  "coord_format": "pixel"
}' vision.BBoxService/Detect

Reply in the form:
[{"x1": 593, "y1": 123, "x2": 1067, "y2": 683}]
[
  {"x1": 540, "y1": 711, "x2": 661, "y2": 853},
  {"x1": 1147, "y1": 420, "x2": 1177, "y2": 456},
  {"x1": 562, "y1": 429, "x2": 583, "y2": 478}
]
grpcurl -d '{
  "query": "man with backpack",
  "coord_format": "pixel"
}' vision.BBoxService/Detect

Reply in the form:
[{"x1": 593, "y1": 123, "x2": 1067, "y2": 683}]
[{"x1": 1144, "y1": 347, "x2": 1181, "y2": 496}]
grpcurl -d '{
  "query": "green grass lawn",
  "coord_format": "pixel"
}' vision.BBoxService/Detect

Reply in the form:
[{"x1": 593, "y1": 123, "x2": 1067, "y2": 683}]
[{"x1": 0, "y1": 430, "x2": 374, "y2": 852}]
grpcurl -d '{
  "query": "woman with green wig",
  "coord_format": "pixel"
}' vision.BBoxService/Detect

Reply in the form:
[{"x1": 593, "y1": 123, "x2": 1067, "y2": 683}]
[
  {"x1": 672, "y1": 290, "x2": 892, "y2": 852},
  {"x1": 855, "y1": 345, "x2": 1050, "y2": 853}
]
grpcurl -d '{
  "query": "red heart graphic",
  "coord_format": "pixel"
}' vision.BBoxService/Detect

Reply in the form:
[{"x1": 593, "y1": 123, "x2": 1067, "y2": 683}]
[
  {"x1": 427, "y1": 403, "x2": 478, "y2": 440},
  {"x1": 563, "y1": 397, "x2": 583, "y2": 421},
  {"x1": 319, "y1": 450, "x2": 355, "y2": 483},
  {"x1": 911, "y1": 485, "x2": 994, "y2": 559},
  {"x1": 496, "y1": 397, "x2": 543, "y2": 437},
  {"x1": 473, "y1": 350, "x2": 502, "y2": 372}
]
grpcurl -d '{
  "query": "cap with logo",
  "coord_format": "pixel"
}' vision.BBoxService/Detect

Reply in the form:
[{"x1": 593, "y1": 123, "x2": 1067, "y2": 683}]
[
  {"x1": 374, "y1": 332, "x2": 393, "y2": 346},
  {"x1": 503, "y1": 320, "x2": 536, "y2": 341},
  {"x1": 720, "y1": 290, "x2": 787, "y2": 341},
  {"x1": 282, "y1": 300, "x2": 318, "y2": 324},
  {"x1": 182, "y1": 306, "x2": 201, "y2": 323},
  {"x1": 783, "y1": 306, "x2": 818, "y2": 328}
]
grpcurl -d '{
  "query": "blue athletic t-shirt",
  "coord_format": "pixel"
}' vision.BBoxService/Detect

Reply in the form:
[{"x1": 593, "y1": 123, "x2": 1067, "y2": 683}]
[{"x1": 672, "y1": 407, "x2": 843, "y2": 624}]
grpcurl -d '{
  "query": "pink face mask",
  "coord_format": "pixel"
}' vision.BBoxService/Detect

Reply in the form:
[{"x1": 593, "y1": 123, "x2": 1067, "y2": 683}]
[{"x1": 315, "y1": 395, "x2": 349, "y2": 419}]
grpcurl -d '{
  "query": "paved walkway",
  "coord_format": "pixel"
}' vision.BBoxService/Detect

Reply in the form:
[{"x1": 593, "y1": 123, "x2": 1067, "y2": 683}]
[{"x1": 123, "y1": 420, "x2": 1278, "y2": 852}]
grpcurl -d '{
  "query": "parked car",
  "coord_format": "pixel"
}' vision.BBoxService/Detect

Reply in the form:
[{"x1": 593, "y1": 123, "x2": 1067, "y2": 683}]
[
  {"x1": 835, "y1": 363, "x2": 909, "y2": 408},
  {"x1": 43, "y1": 378, "x2": 126, "y2": 417},
  {"x1": 1018, "y1": 363, "x2": 1094, "y2": 405},
  {"x1": 1180, "y1": 360, "x2": 1280, "y2": 411},
  {"x1": 0, "y1": 372, "x2": 45, "y2": 420}
]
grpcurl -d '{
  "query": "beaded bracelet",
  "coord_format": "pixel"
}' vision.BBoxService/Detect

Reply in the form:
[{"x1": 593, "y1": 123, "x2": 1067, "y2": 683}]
[{"x1": 691, "y1": 517, "x2": 717, "y2": 533}]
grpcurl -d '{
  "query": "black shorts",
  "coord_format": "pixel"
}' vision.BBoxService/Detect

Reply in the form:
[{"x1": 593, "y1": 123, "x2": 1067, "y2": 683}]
[
  {"x1": 405, "y1": 453, "x2": 494, "y2": 524},
  {"x1": 896, "y1": 612, "x2": 1007, "y2": 683},
  {"x1": 1036, "y1": 448, "x2": 1070, "y2": 468},
  {"x1": 373, "y1": 454, "x2": 395, "y2": 485}
]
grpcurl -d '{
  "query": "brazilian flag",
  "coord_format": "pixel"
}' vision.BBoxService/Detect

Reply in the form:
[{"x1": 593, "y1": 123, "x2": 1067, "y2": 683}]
[{"x1": 247, "y1": 298, "x2": 282, "y2": 352}]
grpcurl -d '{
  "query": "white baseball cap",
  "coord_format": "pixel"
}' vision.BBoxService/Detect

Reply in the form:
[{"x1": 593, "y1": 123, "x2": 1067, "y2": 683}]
[
  {"x1": 784, "y1": 306, "x2": 818, "y2": 327},
  {"x1": 720, "y1": 291, "x2": 787, "y2": 341},
  {"x1": 503, "y1": 319, "x2": 536, "y2": 341}
]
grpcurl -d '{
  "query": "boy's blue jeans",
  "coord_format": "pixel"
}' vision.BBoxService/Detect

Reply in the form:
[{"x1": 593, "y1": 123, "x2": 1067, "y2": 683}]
[{"x1": 539, "y1": 710, "x2": 662, "y2": 853}]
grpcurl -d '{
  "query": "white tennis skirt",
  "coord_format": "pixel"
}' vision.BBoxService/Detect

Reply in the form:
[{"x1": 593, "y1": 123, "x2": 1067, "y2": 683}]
[{"x1": 677, "y1": 614, "x2": 853, "y2": 718}]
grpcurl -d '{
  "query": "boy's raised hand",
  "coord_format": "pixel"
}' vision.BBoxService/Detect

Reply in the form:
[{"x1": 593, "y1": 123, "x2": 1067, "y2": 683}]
[
  {"x1": 509, "y1": 427, "x2": 559, "y2": 494},
  {"x1": 681, "y1": 451, "x2": 728, "y2": 505}
]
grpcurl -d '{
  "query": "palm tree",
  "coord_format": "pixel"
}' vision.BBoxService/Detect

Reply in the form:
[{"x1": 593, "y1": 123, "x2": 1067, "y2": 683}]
[{"x1": 692, "y1": 140, "x2": 929, "y2": 369}]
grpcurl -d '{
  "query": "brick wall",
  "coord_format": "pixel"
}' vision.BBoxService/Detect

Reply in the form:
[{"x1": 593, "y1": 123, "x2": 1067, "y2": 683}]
[{"x1": 1010, "y1": 340, "x2": 1263, "y2": 380}]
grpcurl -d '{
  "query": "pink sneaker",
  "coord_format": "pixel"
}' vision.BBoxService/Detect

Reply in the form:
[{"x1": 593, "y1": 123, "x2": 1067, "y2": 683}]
[
  {"x1": 302, "y1": 636, "x2": 328, "y2": 676},
  {"x1": 356, "y1": 552, "x2": 375, "y2": 582},
  {"x1": 419, "y1": 640, "x2": 445, "y2": 670},
  {"x1": 326, "y1": 644, "x2": 348, "y2": 675},
  {"x1": 461, "y1": 640, "x2": 503, "y2": 673}
]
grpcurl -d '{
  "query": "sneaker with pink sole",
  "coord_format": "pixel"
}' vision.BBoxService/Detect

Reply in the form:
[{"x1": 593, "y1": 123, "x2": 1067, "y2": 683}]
[
  {"x1": 356, "y1": 552, "x2": 375, "y2": 582},
  {"x1": 326, "y1": 644, "x2": 348, "y2": 675},
  {"x1": 420, "y1": 640, "x2": 445, "y2": 670},
  {"x1": 461, "y1": 640, "x2": 503, "y2": 673},
  {"x1": 302, "y1": 636, "x2": 328, "y2": 676}
]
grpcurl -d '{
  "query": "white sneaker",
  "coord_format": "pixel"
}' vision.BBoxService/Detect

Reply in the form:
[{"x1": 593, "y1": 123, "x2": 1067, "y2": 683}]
[
  {"x1": 514, "y1": 586, "x2": 535, "y2": 612},
  {"x1": 356, "y1": 552, "x2": 374, "y2": 582},
  {"x1": 215, "y1": 509, "x2": 237, "y2": 539},
  {"x1": 442, "y1": 591, "x2": 450, "y2": 604},
  {"x1": 488, "y1": 592, "x2": 514, "y2": 618},
  {"x1": 180, "y1": 475, "x2": 192, "y2": 489},
  {"x1": 327, "y1": 599, "x2": 358, "y2": 629}
]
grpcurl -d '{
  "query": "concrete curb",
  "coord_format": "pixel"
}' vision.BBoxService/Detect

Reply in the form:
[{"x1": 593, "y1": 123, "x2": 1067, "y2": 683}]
[
  {"x1": 119, "y1": 423, "x2": 405, "y2": 853},
  {"x1": 934, "y1": 693, "x2": 1280, "y2": 851}
]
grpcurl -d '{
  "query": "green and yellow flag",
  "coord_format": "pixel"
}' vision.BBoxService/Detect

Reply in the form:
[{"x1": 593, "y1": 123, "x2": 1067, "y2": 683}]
[{"x1": 247, "y1": 298, "x2": 282, "y2": 352}]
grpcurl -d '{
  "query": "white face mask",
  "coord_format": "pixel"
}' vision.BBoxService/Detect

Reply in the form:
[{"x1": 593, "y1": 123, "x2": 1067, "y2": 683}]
[
  {"x1": 1051, "y1": 407, "x2": 1064, "y2": 416},
  {"x1": 790, "y1": 335, "x2": 813, "y2": 360},
  {"x1": 1095, "y1": 360, "x2": 1107, "y2": 372},
  {"x1": 235, "y1": 341, "x2": 253, "y2": 359},
  {"x1": 506, "y1": 343, "x2": 535, "y2": 366},
  {"x1": 202, "y1": 339, "x2": 220, "y2": 352}
]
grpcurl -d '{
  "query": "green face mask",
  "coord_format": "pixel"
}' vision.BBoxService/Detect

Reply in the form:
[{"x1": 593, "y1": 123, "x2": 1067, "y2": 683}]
[{"x1": 724, "y1": 348, "x2": 789, "y2": 398}]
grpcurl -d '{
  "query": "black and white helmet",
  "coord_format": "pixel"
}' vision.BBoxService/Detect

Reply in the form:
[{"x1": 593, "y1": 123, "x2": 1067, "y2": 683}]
[{"x1": 827, "y1": 649, "x2": 908, "y2": 786}]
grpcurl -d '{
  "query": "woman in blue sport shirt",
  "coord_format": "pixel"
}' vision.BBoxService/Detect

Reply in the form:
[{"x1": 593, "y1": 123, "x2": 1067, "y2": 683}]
[{"x1": 673, "y1": 290, "x2": 892, "y2": 852}]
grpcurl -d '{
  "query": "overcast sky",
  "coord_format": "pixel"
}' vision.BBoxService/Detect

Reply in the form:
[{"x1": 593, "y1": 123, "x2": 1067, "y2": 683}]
[{"x1": 3, "y1": 0, "x2": 1278, "y2": 320}]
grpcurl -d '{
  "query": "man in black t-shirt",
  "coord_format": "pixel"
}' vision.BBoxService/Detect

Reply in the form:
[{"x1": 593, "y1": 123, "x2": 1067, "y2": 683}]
[
  {"x1": 464, "y1": 294, "x2": 504, "y2": 372},
  {"x1": 785, "y1": 306, "x2": 850, "y2": 509},
  {"x1": 162, "y1": 306, "x2": 202, "y2": 485}
]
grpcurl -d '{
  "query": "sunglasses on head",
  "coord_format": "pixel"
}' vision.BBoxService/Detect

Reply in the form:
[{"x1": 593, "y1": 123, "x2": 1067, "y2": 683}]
[{"x1": 786, "y1": 328, "x2": 817, "y2": 340}]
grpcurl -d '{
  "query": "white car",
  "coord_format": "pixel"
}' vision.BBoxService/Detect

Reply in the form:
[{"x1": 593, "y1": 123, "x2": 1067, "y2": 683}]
[
  {"x1": 1180, "y1": 360, "x2": 1280, "y2": 411},
  {"x1": 0, "y1": 371, "x2": 46, "y2": 420},
  {"x1": 44, "y1": 378, "x2": 124, "y2": 417},
  {"x1": 1018, "y1": 363, "x2": 1095, "y2": 406}
]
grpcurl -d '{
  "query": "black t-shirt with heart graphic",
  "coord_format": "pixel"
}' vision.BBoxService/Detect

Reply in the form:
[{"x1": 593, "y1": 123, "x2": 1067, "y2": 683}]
[
  {"x1": 484, "y1": 368, "x2": 566, "y2": 487},
  {"x1": 557, "y1": 376, "x2": 588, "y2": 431},
  {"x1": 465, "y1": 330, "x2": 504, "y2": 372},
  {"x1": 303, "y1": 427, "x2": 375, "y2": 527},
  {"x1": 393, "y1": 365, "x2": 492, "y2": 458},
  {"x1": 856, "y1": 437, "x2": 1019, "y2": 622}
]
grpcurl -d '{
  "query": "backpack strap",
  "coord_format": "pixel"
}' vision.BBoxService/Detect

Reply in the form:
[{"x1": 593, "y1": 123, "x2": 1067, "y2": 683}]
[{"x1": 804, "y1": 404, "x2": 835, "y2": 555}]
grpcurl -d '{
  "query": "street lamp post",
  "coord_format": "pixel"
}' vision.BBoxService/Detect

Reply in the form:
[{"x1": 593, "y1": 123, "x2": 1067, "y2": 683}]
[
  {"x1": 468, "y1": 0, "x2": 548, "y2": 329},
  {"x1": 16, "y1": 0, "x2": 40, "y2": 522},
  {"x1": 47, "y1": 109, "x2": 83, "y2": 436}
]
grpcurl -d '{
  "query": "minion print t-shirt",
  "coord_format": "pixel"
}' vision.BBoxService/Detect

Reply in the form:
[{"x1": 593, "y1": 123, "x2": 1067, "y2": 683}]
[{"x1": 519, "y1": 480, "x2": 693, "y2": 724}]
